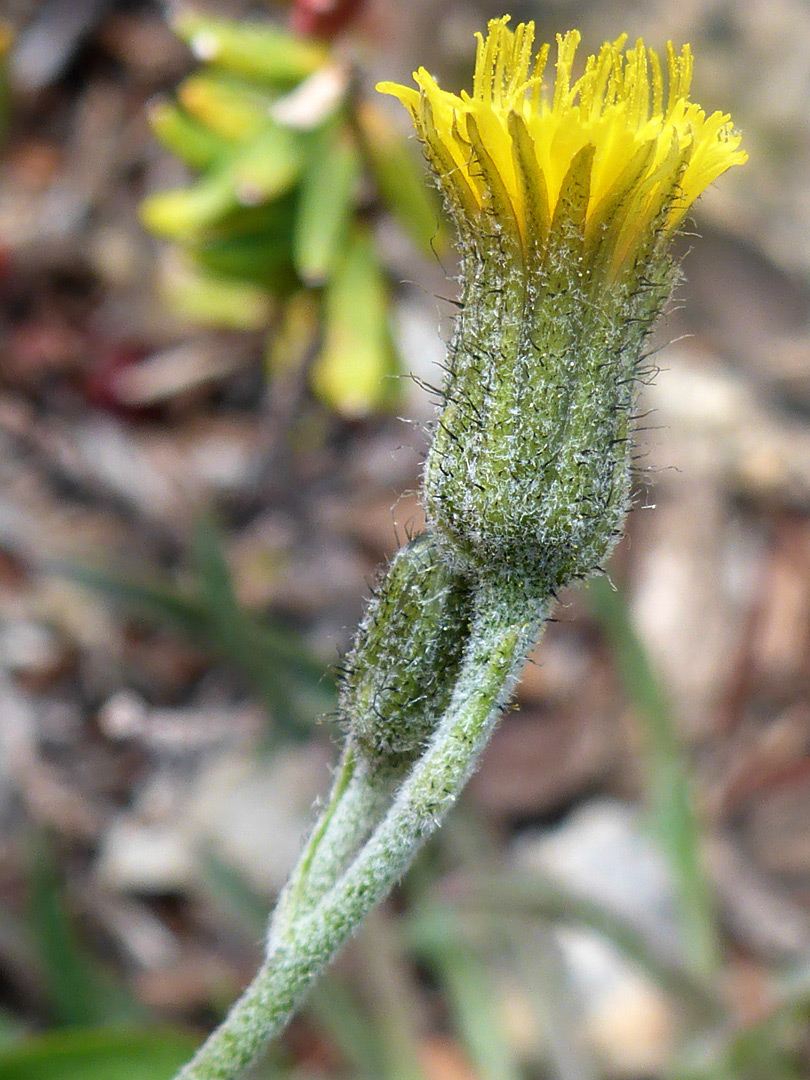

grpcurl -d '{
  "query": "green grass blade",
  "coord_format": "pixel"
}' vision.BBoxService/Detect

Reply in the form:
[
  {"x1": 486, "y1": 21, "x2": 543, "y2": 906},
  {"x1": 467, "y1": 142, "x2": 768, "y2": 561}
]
[
  {"x1": 453, "y1": 870, "x2": 720, "y2": 1021},
  {"x1": 0, "y1": 1028, "x2": 199, "y2": 1080},
  {"x1": 26, "y1": 838, "x2": 145, "y2": 1028},
  {"x1": 50, "y1": 527, "x2": 334, "y2": 740},
  {"x1": 409, "y1": 903, "x2": 523, "y2": 1080},
  {"x1": 585, "y1": 574, "x2": 720, "y2": 980}
]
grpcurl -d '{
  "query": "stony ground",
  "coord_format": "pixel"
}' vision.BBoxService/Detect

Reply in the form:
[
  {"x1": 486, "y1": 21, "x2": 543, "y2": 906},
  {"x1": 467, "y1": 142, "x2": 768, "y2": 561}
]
[{"x1": 2, "y1": 2, "x2": 810, "y2": 1078}]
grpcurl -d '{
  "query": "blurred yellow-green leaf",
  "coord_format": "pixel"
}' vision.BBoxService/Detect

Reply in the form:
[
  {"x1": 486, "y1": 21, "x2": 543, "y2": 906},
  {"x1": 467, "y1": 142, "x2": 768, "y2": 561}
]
[
  {"x1": 161, "y1": 255, "x2": 273, "y2": 329},
  {"x1": 147, "y1": 99, "x2": 236, "y2": 170},
  {"x1": 179, "y1": 73, "x2": 277, "y2": 143},
  {"x1": 266, "y1": 291, "x2": 320, "y2": 376},
  {"x1": 294, "y1": 123, "x2": 361, "y2": 285},
  {"x1": 141, "y1": 10, "x2": 408, "y2": 422},
  {"x1": 358, "y1": 102, "x2": 444, "y2": 255},
  {"x1": 141, "y1": 122, "x2": 303, "y2": 238},
  {"x1": 312, "y1": 226, "x2": 397, "y2": 417},
  {"x1": 197, "y1": 122, "x2": 304, "y2": 209},
  {"x1": 172, "y1": 9, "x2": 326, "y2": 87},
  {"x1": 141, "y1": 177, "x2": 240, "y2": 241}
]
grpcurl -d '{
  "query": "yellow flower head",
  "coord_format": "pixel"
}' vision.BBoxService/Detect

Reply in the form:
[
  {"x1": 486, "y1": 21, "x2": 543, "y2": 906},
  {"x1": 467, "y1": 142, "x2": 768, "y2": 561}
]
[{"x1": 378, "y1": 18, "x2": 746, "y2": 279}]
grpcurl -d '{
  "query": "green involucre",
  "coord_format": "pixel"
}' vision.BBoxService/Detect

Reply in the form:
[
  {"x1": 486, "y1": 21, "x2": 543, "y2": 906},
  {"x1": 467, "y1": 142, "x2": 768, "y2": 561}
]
[
  {"x1": 422, "y1": 147, "x2": 677, "y2": 595},
  {"x1": 340, "y1": 534, "x2": 475, "y2": 771}
]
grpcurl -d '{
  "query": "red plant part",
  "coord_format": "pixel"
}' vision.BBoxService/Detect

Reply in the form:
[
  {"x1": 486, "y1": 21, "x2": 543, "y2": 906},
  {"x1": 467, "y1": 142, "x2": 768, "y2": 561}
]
[{"x1": 290, "y1": 0, "x2": 365, "y2": 40}]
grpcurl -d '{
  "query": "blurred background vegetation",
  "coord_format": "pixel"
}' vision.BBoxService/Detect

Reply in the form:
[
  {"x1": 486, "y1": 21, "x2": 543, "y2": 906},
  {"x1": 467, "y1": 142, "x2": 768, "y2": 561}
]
[{"x1": 1, "y1": 1, "x2": 810, "y2": 1078}]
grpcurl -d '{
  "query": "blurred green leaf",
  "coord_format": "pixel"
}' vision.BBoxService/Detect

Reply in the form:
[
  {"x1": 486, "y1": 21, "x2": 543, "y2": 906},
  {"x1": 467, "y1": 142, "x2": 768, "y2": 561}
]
[
  {"x1": 57, "y1": 561, "x2": 211, "y2": 637},
  {"x1": 191, "y1": 515, "x2": 258, "y2": 674},
  {"x1": 358, "y1": 102, "x2": 444, "y2": 255},
  {"x1": 61, "y1": 552, "x2": 328, "y2": 691},
  {"x1": 141, "y1": 122, "x2": 303, "y2": 239},
  {"x1": 171, "y1": 10, "x2": 326, "y2": 87},
  {"x1": 585, "y1": 574, "x2": 720, "y2": 981},
  {"x1": 193, "y1": 234, "x2": 293, "y2": 289},
  {"x1": 0, "y1": 1028, "x2": 197, "y2": 1080},
  {"x1": 205, "y1": 197, "x2": 296, "y2": 241},
  {"x1": 723, "y1": 1017, "x2": 806, "y2": 1080},
  {"x1": 294, "y1": 123, "x2": 361, "y2": 285},
  {"x1": 27, "y1": 839, "x2": 144, "y2": 1028},
  {"x1": 190, "y1": 199, "x2": 298, "y2": 291},
  {"x1": 355, "y1": 912, "x2": 428, "y2": 1080},
  {"x1": 454, "y1": 869, "x2": 719, "y2": 1020},
  {"x1": 216, "y1": 122, "x2": 303, "y2": 206},
  {"x1": 142, "y1": 12, "x2": 407, "y2": 422},
  {"x1": 161, "y1": 257, "x2": 274, "y2": 329},
  {"x1": 513, "y1": 920, "x2": 599, "y2": 1080},
  {"x1": 189, "y1": 517, "x2": 333, "y2": 731},
  {"x1": 675, "y1": 1011, "x2": 805, "y2": 1080},
  {"x1": 265, "y1": 292, "x2": 319, "y2": 377},
  {"x1": 676, "y1": 962, "x2": 810, "y2": 1080},
  {"x1": 312, "y1": 225, "x2": 398, "y2": 416},
  {"x1": 147, "y1": 99, "x2": 235, "y2": 171},
  {"x1": 197, "y1": 852, "x2": 269, "y2": 938},
  {"x1": 179, "y1": 72, "x2": 278, "y2": 143},
  {"x1": 307, "y1": 981, "x2": 389, "y2": 1080}
]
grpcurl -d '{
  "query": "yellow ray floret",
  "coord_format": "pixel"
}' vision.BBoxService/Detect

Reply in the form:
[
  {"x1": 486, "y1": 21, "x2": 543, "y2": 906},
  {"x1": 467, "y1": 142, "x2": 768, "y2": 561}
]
[{"x1": 378, "y1": 18, "x2": 746, "y2": 279}]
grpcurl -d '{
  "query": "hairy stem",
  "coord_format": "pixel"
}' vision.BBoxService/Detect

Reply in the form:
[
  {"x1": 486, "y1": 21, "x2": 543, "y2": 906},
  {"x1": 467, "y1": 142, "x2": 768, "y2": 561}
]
[
  {"x1": 269, "y1": 747, "x2": 394, "y2": 947},
  {"x1": 173, "y1": 585, "x2": 545, "y2": 1080}
]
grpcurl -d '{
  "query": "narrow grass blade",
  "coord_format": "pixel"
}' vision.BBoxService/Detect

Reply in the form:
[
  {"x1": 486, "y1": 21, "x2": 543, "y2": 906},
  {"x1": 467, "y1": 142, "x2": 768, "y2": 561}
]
[
  {"x1": 27, "y1": 837, "x2": 144, "y2": 1027},
  {"x1": 409, "y1": 902, "x2": 523, "y2": 1080},
  {"x1": 585, "y1": 574, "x2": 720, "y2": 980}
]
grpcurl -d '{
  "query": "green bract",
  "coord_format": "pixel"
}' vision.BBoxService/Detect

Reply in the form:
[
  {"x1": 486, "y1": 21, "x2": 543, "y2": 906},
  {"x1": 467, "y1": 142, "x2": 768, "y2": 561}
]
[{"x1": 340, "y1": 535, "x2": 474, "y2": 770}]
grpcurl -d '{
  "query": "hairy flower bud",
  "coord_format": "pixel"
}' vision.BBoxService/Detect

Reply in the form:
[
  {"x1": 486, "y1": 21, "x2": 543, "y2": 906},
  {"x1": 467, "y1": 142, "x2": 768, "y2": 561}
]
[
  {"x1": 340, "y1": 533, "x2": 474, "y2": 770},
  {"x1": 380, "y1": 21, "x2": 746, "y2": 594},
  {"x1": 421, "y1": 217, "x2": 678, "y2": 593}
]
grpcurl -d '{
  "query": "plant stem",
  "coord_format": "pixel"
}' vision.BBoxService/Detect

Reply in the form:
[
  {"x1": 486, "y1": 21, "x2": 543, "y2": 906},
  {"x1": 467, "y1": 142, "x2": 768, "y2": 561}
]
[
  {"x1": 173, "y1": 586, "x2": 545, "y2": 1080},
  {"x1": 269, "y1": 747, "x2": 393, "y2": 946}
]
